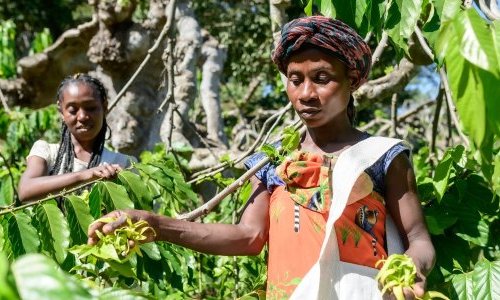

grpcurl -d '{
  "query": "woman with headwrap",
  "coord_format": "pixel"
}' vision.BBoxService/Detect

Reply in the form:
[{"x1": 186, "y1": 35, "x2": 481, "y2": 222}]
[{"x1": 88, "y1": 16, "x2": 435, "y2": 299}]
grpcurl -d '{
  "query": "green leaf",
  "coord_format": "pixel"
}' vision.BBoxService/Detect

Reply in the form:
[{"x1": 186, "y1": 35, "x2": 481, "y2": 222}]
[
  {"x1": 424, "y1": 205, "x2": 458, "y2": 235},
  {"x1": 386, "y1": 0, "x2": 423, "y2": 53},
  {"x1": 304, "y1": 0, "x2": 313, "y2": 16},
  {"x1": 140, "y1": 243, "x2": 161, "y2": 261},
  {"x1": 471, "y1": 260, "x2": 500, "y2": 300},
  {"x1": 452, "y1": 10, "x2": 500, "y2": 75},
  {"x1": 118, "y1": 171, "x2": 153, "y2": 210},
  {"x1": 96, "y1": 181, "x2": 134, "y2": 212},
  {"x1": 88, "y1": 186, "x2": 102, "y2": 219},
  {"x1": 319, "y1": 0, "x2": 336, "y2": 18},
  {"x1": 35, "y1": 202, "x2": 70, "y2": 264},
  {"x1": 454, "y1": 218, "x2": 490, "y2": 247},
  {"x1": 433, "y1": 0, "x2": 462, "y2": 24},
  {"x1": 450, "y1": 271, "x2": 474, "y2": 300},
  {"x1": 5, "y1": 212, "x2": 40, "y2": 258},
  {"x1": 433, "y1": 153, "x2": 453, "y2": 201},
  {"x1": 0, "y1": 175, "x2": 14, "y2": 207},
  {"x1": 0, "y1": 252, "x2": 19, "y2": 300},
  {"x1": 281, "y1": 126, "x2": 300, "y2": 154},
  {"x1": 11, "y1": 254, "x2": 92, "y2": 300},
  {"x1": 449, "y1": 259, "x2": 500, "y2": 300},
  {"x1": 65, "y1": 195, "x2": 94, "y2": 245}
]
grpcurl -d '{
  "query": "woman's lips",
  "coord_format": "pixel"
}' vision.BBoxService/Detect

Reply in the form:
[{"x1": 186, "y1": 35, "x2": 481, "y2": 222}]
[{"x1": 298, "y1": 108, "x2": 321, "y2": 119}]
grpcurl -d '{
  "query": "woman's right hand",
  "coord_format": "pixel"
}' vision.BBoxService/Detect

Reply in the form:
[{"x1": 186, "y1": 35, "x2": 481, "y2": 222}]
[
  {"x1": 85, "y1": 163, "x2": 122, "y2": 180},
  {"x1": 87, "y1": 210, "x2": 158, "y2": 246}
]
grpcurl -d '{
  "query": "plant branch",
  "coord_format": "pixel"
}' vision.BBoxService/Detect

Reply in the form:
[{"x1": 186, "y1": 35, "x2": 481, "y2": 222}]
[
  {"x1": 0, "y1": 178, "x2": 101, "y2": 216},
  {"x1": 371, "y1": 31, "x2": 389, "y2": 66},
  {"x1": 390, "y1": 93, "x2": 398, "y2": 137},
  {"x1": 414, "y1": 27, "x2": 435, "y2": 61},
  {"x1": 107, "y1": 2, "x2": 174, "y2": 112},
  {"x1": 0, "y1": 88, "x2": 11, "y2": 113},
  {"x1": 438, "y1": 68, "x2": 470, "y2": 148},
  {"x1": 188, "y1": 102, "x2": 293, "y2": 183},
  {"x1": 177, "y1": 157, "x2": 270, "y2": 221},
  {"x1": 431, "y1": 87, "x2": 444, "y2": 153}
]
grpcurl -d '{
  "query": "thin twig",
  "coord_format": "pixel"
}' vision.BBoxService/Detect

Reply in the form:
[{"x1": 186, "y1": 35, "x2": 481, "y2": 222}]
[
  {"x1": 107, "y1": 8, "x2": 174, "y2": 112},
  {"x1": 157, "y1": 0, "x2": 178, "y2": 113},
  {"x1": 188, "y1": 102, "x2": 292, "y2": 182},
  {"x1": 0, "y1": 88, "x2": 11, "y2": 113},
  {"x1": 371, "y1": 31, "x2": 389, "y2": 66},
  {"x1": 438, "y1": 68, "x2": 470, "y2": 148},
  {"x1": 373, "y1": 100, "x2": 434, "y2": 135},
  {"x1": 390, "y1": 93, "x2": 398, "y2": 137},
  {"x1": 174, "y1": 107, "x2": 219, "y2": 161},
  {"x1": 0, "y1": 178, "x2": 102, "y2": 216},
  {"x1": 431, "y1": 87, "x2": 444, "y2": 153},
  {"x1": 414, "y1": 27, "x2": 435, "y2": 61}
]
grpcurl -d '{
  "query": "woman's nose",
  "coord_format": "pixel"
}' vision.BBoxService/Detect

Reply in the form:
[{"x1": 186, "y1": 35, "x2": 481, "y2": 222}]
[
  {"x1": 77, "y1": 110, "x2": 90, "y2": 121},
  {"x1": 299, "y1": 80, "x2": 317, "y2": 102}
]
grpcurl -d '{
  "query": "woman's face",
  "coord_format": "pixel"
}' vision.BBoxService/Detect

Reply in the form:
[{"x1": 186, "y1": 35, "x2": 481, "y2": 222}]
[
  {"x1": 286, "y1": 48, "x2": 352, "y2": 129},
  {"x1": 59, "y1": 82, "x2": 106, "y2": 143}
]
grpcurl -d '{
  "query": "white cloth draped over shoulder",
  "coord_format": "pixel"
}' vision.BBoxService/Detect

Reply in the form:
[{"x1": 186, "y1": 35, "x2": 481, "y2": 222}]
[{"x1": 290, "y1": 137, "x2": 407, "y2": 300}]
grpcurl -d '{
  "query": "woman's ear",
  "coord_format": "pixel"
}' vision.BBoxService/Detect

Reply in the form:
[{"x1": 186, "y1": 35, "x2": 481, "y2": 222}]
[{"x1": 347, "y1": 69, "x2": 357, "y2": 91}]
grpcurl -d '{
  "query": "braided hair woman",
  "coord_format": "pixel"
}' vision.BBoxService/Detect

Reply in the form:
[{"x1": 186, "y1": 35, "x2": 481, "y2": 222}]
[
  {"x1": 19, "y1": 73, "x2": 136, "y2": 203},
  {"x1": 87, "y1": 17, "x2": 434, "y2": 299}
]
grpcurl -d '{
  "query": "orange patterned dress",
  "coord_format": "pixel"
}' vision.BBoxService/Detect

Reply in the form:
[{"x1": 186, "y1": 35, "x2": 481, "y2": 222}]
[{"x1": 260, "y1": 150, "x2": 398, "y2": 299}]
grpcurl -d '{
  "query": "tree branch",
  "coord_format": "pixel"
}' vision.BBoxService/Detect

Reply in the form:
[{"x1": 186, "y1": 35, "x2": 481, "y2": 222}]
[
  {"x1": 438, "y1": 68, "x2": 470, "y2": 148},
  {"x1": 354, "y1": 58, "x2": 418, "y2": 110},
  {"x1": 0, "y1": 88, "x2": 11, "y2": 113},
  {"x1": 371, "y1": 31, "x2": 389, "y2": 66},
  {"x1": 107, "y1": 2, "x2": 174, "y2": 112}
]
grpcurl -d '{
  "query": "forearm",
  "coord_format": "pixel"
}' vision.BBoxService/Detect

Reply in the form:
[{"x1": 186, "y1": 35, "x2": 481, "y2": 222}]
[
  {"x1": 153, "y1": 215, "x2": 267, "y2": 256},
  {"x1": 18, "y1": 171, "x2": 92, "y2": 202}
]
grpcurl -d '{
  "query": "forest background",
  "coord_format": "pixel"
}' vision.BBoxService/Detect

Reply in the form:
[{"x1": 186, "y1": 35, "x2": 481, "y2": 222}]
[{"x1": 0, "y1": 0, "x2": 499, "y2": 299}]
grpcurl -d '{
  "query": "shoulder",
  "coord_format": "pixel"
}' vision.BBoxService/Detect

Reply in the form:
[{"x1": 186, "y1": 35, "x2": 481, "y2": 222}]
[
  {"x1": 101, "y1": 148, "x2": 138, "y2": 168},
  {"x1": 244, "y1": 142, "x2": 285, "y2": 193},
  {"x1": 27, "y1": 140, "x2": 59, "y2": 164},
  {"x1": 362, "y1": 136, "x2": 411, "y2": 195}
]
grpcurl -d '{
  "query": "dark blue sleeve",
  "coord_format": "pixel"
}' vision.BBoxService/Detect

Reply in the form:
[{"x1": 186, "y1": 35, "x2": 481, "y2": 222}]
[
  {"x1": 365, "y1": 143, "x2": 410, "y2": 195},
  {"x1": 244, "y1": 145, "x2": 285, "y2": 193}
]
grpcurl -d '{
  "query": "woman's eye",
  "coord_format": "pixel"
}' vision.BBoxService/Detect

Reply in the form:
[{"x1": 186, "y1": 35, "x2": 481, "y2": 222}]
[
  {"x1": 315, "y1": 74, "x2": 330, "y2": 84},
  {"x1": 289, "y1": 76, "x2": 302, "y2": 86}
]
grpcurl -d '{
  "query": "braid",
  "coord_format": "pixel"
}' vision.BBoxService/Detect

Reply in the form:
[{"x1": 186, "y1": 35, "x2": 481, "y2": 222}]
[
  {"x1": 347, "y1": 95, "x2": 357, "y2": 126},
  {"x1": 52, "y1": 73, "x2": 109, "y2": 175}
]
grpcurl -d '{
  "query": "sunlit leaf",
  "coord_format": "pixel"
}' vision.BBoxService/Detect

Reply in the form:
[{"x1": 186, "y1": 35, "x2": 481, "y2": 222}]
[
  {"x1": 96, "y1": 182, "x2": 134, "y2": 212},
  {"x1": 118, "y1": 171, "x2": 153, "y2": 210},
  {"x1": 5, "y1": 212, "x2": 40, "y2": 258},
  {"x1": 35, "y1": 201, "x2": 70, "y2": 264},
  {"x1": 11, "y1": 254, "x2": 92, "y2": 300},
  {"x1": 65, "y1": 195, "x2": 94, "y2": 245}
]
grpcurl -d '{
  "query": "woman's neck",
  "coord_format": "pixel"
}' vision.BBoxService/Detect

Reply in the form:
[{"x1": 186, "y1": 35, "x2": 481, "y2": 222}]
[
  {"x1": 300, "y1": 122, "x2": 364, "y2": 155},
  {"x1": 71, "y1": 135, "x2": 94, "y2": 161}
]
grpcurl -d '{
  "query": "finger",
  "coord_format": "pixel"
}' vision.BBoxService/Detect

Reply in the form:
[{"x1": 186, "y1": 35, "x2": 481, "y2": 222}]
[
  {"x1": 87, "y1": 211, "x2": 122, "y2": 244},
  {"x1": 102, "y1": 214, "x2": 128, "y2": 234},
  {"x1": 112, "y1": 164, "x2": 122, "y2": 172},
  {"x1": 412, "y1": 282, "x2": 425, "y2": 298},
  {"x1": 128, "y1": 239, "x2": 136, "y2": 249},
  {"x1": 402, "y1": 287, "x2": 416, "y2": 300}
]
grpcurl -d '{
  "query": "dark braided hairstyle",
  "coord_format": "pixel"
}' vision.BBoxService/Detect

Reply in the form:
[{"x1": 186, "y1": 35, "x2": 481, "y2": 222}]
[{"x1": 49, "y1": 73, "x2": 108, "y2": 176}]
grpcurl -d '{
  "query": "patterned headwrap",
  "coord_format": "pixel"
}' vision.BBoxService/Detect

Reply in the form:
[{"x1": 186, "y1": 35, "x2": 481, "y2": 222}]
[{"x1": 272, "y1": 16, "x2": 372, "y2": 90}]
